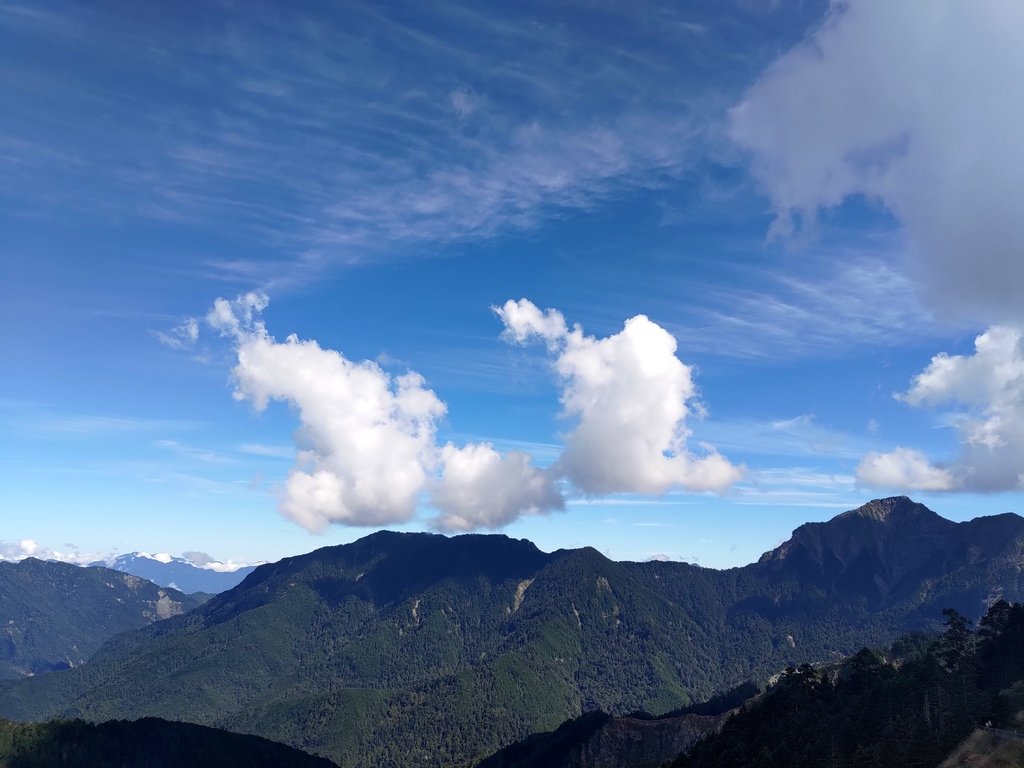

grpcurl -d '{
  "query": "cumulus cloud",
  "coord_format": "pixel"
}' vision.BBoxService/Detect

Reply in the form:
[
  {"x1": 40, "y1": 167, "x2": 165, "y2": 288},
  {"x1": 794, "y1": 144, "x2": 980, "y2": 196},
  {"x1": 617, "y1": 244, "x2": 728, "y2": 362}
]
[
  {"x1": 0, "y1": 539, "x2": 39, "y2": 560},
  {"x1": 498, "y1": 300, "x2": 568, "y2": 347},
  {"x1": 731, "y1": 0, "x2": 1024, "y2": 321},
  {"x1": 494, "y1": 299, "x2": 743, "y2": 495},
  {"x1": 432, "y1": 443, "x2": 563, "y2": 531},
  {"x1": 209, "y1": 294, "x2": 565, "y2": 531},
  {"x1": 857, "y1": 326, "x2": 1024, "y2": 492},
  {"x1": 857, "y1": 447, "x2": 955, "y2": 492}
]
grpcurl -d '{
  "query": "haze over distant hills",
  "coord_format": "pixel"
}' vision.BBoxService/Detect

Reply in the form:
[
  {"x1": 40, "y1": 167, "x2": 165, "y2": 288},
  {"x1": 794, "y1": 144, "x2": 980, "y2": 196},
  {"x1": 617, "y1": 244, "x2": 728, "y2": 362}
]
[
  {"x1": 0, "y1": 559, "x2": 202, "y2": 679},
  {"x1": 1, "y1": 497, "x2": 1021, "y2": 768},
  {"x1": 90, "y1": 552, "x2": 257, "y2": 595}
]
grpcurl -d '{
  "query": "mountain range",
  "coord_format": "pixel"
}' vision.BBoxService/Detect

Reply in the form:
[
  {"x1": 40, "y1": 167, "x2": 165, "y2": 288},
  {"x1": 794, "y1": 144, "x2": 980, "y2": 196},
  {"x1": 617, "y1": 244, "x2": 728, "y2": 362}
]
[
  {"x1": 0, "y1": 559, "x2": 202, "y2": 679},
  {"x1": 0, "y1": 497, "x2": 1022, "y2": 767},
  {"x1": 89, "y1": 552, "x2": 257, "y2": 594}
]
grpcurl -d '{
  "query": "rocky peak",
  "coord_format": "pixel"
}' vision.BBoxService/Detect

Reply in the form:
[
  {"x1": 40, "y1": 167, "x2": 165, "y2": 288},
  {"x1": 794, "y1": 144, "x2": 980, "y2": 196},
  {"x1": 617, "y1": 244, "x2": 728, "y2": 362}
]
[
  {"x1": 837, "y1": 496, "x2": 941, "y2": 524},
  {"x1": 756, "y1": 497, "x2": 1024, "y2": 606}
]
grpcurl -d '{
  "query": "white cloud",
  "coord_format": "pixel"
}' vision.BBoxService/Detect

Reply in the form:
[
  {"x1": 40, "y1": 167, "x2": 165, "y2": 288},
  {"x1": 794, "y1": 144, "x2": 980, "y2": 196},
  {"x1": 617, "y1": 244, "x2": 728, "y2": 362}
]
[
  {"x1": 494, "y1": 299, "x2": 743, "y2": 495},
  {"x1": 731, "y1": 0, "x2": 1024, "y2": 321},
  {"x1": 156, "y1": 317, "x2": 199, "y2": 350},
  {"x1": 0, "y1": 538, "x2": 95, "y2": 565},
  {"x1": 739, "y1": 3, "x2": 1024, "y2": 495},
  {"x1": 857, "y1": 447, "x2": 955, "y2": 492},
  {"x1": 1, "y1": 540, "x2": 32, "y2": 561},
  {"x1": 177, "y1": 551, "x2": 255, "y2": 572},
  {"x1": 431, "y1": 443, "x2": 563, "y2": 531},
  {"x1": 498, "y1": 299, "x2": 568, "y2": 347},
  {"x1": 859, "y1": 326, "x2": 1024, "y2": 493},
  {"x1": 207, "y1": 292, "x2": 270, "y2": 339},
  {"x1": 209, "y1": 294, "x2": 565, "y2": 531},
  {"x1": 210, "y1": 294, "x2": 443, "y2": 530}
]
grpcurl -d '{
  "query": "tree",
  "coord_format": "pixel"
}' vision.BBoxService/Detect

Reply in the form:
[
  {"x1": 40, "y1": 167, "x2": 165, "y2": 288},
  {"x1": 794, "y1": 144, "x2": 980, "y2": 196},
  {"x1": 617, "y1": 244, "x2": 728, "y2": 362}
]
[{"x1": 937, "y1": 609, "x2": 972, "y2": 673}]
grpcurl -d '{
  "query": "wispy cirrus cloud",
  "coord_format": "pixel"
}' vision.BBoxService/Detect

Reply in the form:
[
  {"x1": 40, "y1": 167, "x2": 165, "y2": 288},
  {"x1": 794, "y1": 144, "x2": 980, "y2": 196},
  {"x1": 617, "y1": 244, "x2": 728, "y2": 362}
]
[
  {"x1": 694, "y1": 413, "x2": 873, "y2": 461},
  {"x1": 3, "y1": 411, "x2": 201, "y2": 438},
  {"x1": 0, "y1": 1, "x2": 794, "y2": 290},
  {"x1": 667, "y1": 253, "x2": 943, "y2": 360},
  {"x1": 154, "y1": 439, "x2": 240, "y2": 466}
]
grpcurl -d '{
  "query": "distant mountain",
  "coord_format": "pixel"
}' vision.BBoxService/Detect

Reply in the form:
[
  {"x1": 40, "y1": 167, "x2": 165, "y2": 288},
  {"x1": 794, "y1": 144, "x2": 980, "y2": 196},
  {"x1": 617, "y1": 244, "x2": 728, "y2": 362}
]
[
  {"x1": 0, "y1": 559, "x2": 202, "y2": 679},
  {"x1": 91, "y1": 552, "x2": 257, "y2": 594},
  {"x1": 1, "y1": 498, "x2": 1022, "y2": 768},
  {"x1": 0, "y1": 717, "x2": 337, "y2": 767},
  {"x1": 757, "y1": 496, "x2": 1024, "y2": 618}
]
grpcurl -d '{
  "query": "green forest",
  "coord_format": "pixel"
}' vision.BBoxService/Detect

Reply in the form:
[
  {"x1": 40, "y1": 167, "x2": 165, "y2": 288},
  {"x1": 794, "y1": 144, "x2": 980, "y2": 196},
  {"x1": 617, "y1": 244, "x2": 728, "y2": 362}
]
[{"x1": 674, "y1": 600, "x2": 1024, "y2": 768}]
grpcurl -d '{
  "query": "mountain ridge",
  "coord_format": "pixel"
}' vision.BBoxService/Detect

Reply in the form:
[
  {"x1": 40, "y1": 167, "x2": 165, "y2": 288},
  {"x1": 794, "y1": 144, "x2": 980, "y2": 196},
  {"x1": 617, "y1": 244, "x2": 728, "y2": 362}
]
[
  {"x1": 0, "y1": 559, "x2": 202, "y2": 679},
  {"x1": 88, "y1": 552, "x2": 257, "y2": 594},
  {"x1": 2, "y1": 497, "x2": 1022, "y2": 767}
]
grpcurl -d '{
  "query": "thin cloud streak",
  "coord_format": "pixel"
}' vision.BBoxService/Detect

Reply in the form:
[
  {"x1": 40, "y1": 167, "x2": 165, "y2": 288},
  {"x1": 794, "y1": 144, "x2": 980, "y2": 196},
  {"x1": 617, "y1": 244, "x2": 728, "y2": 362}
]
[
  {"x1": 670, "y1": 254, "x2": 943, "y2": 360},
  {"x1": 1, "y1": 1, "x2": 789, "y2": 291}
]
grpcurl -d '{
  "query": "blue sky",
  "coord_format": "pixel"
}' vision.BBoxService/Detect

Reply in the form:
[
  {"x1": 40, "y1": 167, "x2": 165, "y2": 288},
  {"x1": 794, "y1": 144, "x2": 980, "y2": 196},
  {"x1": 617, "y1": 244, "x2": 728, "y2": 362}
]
[{"x1": 3, "y1": 0, "x2": 1023, "y2": 569}]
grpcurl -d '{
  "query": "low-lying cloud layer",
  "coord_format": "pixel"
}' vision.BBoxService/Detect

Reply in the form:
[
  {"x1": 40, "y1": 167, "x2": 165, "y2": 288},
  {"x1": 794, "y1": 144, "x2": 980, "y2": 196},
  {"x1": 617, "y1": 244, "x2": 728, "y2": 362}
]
[
  {"x1": 207, "y1": 295, "x2": 739, "y2": 532},
  {"x1": 0, "y1": 539, "x2": 92, "y2": 565}
]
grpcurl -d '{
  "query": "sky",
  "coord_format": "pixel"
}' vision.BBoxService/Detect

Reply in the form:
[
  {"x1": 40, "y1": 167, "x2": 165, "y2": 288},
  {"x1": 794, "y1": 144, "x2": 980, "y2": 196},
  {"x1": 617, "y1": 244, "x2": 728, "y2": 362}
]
[{"x1": 3, "y1": 0, "x2": 1024, "y2": 570}]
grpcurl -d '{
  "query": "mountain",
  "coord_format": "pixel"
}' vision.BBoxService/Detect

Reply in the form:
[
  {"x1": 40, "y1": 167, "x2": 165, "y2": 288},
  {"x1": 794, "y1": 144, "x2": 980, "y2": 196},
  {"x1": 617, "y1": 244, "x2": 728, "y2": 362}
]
[
  {"x1": 0, "y1": 498, "x2": 1022, "y2": 768},
  {"x1": 757, "y1": 496, "x2": 1024, "y2": 618},
  {"x1": 477, "y1": 600, "x2": 1024, "y2": 768},
  {"x1": 671, "y1": 600, "x2": 1024, "y2": 768},
  {"x1": 90, "y1": 552, "x2": 257, "y2": 594},
  {"x1": 0, "y1": 558, "x2": 203, "y2": 680},
  {"x1": 0, "y1": 717, "x2": 337, "y2": 767},
  {"x1": 473, "y1": 684, "x2": 756, "y2": 768},
  {"x1": 473, "y1": 710, "x2": 725, "y2": 768}
]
